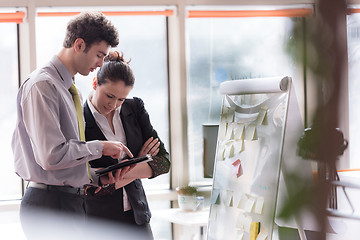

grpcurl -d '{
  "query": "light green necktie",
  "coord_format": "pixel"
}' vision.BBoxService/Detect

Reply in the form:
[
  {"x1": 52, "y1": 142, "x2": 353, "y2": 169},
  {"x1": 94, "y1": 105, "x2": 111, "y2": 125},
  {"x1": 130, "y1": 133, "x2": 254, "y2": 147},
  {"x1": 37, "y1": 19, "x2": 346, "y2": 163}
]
[{"x1": 69, "y1": 83, "x2": 93, "y2": 182}]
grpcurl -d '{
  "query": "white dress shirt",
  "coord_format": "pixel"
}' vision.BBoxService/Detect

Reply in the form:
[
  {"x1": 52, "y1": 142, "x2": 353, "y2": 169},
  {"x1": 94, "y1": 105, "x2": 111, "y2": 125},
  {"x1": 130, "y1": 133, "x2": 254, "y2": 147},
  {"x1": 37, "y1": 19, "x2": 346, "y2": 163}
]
[
  {"x1": 87, "y1": 96, "x2": 132, "y2": 211},
  {"x1": 12, "y1": 55, "x2": 103, "y2": 188}
]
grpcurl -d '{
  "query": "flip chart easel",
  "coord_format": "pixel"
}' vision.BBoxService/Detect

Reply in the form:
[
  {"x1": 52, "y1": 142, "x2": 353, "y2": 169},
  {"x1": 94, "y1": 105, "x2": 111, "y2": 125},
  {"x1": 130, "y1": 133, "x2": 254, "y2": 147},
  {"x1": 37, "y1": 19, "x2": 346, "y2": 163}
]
[{"x1": 207, "y1": 76, "x2": 312, "y2": 240}]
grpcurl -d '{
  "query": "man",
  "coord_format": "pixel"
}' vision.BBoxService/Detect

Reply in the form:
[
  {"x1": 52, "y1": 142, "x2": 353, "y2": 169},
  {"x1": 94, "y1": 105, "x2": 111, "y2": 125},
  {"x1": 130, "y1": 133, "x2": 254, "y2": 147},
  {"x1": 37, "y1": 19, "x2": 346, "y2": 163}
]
[{"x1": 12, "y1": 11, "x2": 133, "y2": 239}]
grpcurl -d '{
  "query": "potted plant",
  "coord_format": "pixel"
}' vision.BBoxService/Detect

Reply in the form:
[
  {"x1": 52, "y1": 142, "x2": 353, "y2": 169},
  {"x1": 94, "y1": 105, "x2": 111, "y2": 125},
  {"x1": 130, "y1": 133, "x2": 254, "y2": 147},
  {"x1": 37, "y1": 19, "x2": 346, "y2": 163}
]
[
  {"x1": 176, "y1": 186, "x2": 204, "y2": 211},
  {"x1": 176, "y1": 186, "x2": 198, "y2": 196}
]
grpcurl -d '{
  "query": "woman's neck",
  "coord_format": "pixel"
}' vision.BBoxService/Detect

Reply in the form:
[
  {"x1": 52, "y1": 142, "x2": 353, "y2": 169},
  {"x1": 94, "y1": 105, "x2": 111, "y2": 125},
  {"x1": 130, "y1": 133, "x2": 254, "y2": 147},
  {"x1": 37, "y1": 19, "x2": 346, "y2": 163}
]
[{"x1": 89, "y1": 96, "x2": 116, "y2": 134}]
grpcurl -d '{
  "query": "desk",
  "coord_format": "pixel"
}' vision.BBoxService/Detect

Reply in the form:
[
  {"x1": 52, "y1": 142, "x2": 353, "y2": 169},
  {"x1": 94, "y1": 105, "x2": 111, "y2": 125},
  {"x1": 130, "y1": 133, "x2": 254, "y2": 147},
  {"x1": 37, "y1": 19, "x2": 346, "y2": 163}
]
[{"x1": 152, "y1": 208, "x2": 209, "y2": 240}]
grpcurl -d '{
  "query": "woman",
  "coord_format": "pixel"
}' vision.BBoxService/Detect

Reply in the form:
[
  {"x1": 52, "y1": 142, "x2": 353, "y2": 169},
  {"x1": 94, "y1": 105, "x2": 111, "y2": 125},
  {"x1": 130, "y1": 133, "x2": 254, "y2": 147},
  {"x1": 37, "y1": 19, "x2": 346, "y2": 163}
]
[{"x1": 83, "y1": 51, "x2": 170, "y2": 239}]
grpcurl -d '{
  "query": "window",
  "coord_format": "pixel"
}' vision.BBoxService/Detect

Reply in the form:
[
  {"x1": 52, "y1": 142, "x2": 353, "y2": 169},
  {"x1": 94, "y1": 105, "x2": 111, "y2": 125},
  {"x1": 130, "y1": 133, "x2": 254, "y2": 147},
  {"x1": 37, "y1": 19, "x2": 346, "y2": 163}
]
[
  {"x1": 0, "y1": 22, "x2": 22, "y2": 200},
  {"x1": 347, "y1": 10, "x2": 360, "y2": 168},
  {"x1": 186, "y1": 7, "x2": 306, "y2": 183},
  {"x1": 35, "y1": 7, "x2": 170, "y2": 189}
]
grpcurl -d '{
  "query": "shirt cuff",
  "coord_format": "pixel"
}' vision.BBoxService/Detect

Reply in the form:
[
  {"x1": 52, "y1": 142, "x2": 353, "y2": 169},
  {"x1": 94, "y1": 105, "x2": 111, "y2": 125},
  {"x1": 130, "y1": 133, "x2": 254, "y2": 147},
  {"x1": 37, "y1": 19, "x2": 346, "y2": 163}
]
[{"x1": 87, "y1": 140, "x2": 103, "y2": 159}]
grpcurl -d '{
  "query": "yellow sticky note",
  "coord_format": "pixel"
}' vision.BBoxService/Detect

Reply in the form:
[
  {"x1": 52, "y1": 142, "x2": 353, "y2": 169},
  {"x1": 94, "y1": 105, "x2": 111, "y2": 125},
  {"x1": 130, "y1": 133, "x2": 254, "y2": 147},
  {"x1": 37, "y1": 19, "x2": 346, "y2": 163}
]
[{"x1": 250, "y1": 222, "x2": 260, "y2": 240}]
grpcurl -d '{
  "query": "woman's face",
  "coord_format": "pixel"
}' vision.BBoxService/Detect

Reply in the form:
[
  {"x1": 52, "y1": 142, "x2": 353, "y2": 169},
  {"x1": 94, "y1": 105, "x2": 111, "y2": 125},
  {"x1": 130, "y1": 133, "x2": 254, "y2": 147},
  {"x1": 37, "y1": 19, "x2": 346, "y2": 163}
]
[{"x1": 92, "y1": 79, "x2": 132, "y2": 117}]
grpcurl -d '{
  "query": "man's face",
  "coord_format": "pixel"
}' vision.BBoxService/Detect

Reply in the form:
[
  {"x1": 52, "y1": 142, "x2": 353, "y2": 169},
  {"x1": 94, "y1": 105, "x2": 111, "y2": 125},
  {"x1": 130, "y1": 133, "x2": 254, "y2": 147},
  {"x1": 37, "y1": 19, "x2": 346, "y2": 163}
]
[{"x1": 75, "y1": 40, "x2": 110, "y2": 76}]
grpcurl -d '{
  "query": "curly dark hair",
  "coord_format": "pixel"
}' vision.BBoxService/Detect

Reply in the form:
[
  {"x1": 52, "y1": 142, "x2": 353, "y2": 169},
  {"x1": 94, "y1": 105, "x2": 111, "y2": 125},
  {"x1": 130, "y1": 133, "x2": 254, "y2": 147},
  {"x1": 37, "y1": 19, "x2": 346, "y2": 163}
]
[
  {"x1": 63, "y1": 11, "x2": 119, "y2": 52},
  {"x1": 96, "y1": 51, "x2": 135, "y2": 87}
]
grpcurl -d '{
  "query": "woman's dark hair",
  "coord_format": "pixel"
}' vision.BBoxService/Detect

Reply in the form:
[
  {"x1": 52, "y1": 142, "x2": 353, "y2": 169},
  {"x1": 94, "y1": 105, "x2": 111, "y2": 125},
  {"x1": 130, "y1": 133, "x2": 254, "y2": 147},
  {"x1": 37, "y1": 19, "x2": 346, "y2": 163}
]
[
  {"x1": 63, "y1": 11, "x2": 119, "y2": 51},
  {"x1": 96, "y1": 51, "x2": 135, "y2": 87}
]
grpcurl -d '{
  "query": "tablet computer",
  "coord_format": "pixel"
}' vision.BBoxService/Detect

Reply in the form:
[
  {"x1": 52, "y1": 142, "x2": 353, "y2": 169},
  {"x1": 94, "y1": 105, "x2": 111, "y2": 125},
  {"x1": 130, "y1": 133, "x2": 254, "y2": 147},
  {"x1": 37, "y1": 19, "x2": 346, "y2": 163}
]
[{"x1": 95, "y1": 154, "x2": 153, "y2": 176}]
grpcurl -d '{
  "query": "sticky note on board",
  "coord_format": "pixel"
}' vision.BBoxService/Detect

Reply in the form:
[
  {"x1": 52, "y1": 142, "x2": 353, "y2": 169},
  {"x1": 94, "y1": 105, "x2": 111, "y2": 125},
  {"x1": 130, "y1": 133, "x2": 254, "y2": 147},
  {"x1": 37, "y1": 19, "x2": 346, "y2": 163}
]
[
  {"x1": 225, "y1": 108, "x2": 235, "y2": 122},
  {"x1": 250, "y1": 222, "x2": 260, "y2": 240},
  {"x1": 238, "y1": 194, "x2": 256, "y2": 212},
  {"x1": 222, "y1": 190, "x2": 233, "y2": 207},
  {"x1": 256, "y1": 106, "x2": 268, "y2": 125},
  {"x1": 224, "y1": 142, "x2": 235, "y2": 159},
  {"x1": 245, "y1": 124, "x2": 257, "y2": 140},
  {"x1": 237, "y1": 194, "x2": 249, "y2": 210},
  {"x1": 232, "y1": 159, "x2": 243, "y2": 178},
  {"x1": 236, "y1": 212, "x2": 246, "y2": 230},
  {"x1": 244, "y1": 215, "x2": 252, "y2": 232},
  {"x1": 232, "y1": 159, "x2": 241, "y2": 167},
  {"x1": 225, "y1": 123, "x2": 235, "y2": 140},
  {"x1": 216, "y1": 144, "x2": 226, "y2": 161},
  {"x1": 229, "y1": 195, "x2": 234, "y2": 207},
  {"x1": 234, "y1": 139, "x2": 244, "y2": 154},
  {"x1": 254, "y1": 197, "x2": 264, "y2": 214},
  {"x1": 223, "y1": 112, "x2": 234, "y2": 123},
  {"x1": 256, "y1": 228, "x2": 268, "y2": 240},
  {"x1": 236, "y1": 164, "x2": 243, "y2": 178},
  {"x1": 215, "y1": 192, "x2": 221, "y2": 205},
  {"x1": 211, "y1": 188, "x2": 220, "y2": 204},
  {"x1": 233, "y1": 123, "x2": 245, "y2": 140},
  {"x1": 222, "y1": 106, "x2": 235, "y2": 116},
  {"x1": 244, "y1": 196, "x2": 256, "y2": 212},
  {"x1": 218, "y1": 122, "x2": 227, "y2": 140}
]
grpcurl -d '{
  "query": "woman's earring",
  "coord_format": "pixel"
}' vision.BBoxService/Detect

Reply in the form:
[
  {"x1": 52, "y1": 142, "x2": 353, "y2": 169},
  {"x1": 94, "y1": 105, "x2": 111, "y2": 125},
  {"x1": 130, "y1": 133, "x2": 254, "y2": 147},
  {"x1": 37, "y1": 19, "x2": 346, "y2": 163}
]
[{"x1": 92, "y1": 77, "x2": 97, "y2": 90}]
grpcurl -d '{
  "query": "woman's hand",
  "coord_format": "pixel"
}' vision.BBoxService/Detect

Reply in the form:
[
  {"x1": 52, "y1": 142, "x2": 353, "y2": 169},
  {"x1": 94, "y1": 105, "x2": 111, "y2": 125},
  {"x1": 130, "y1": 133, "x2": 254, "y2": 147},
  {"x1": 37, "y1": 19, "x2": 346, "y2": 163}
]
[
  {"x1": 97, "y1": 165, "x2": 135, "y2": 193},
  {"x1": 138, "y1": 137, "x2": 160, "y2": 157}
]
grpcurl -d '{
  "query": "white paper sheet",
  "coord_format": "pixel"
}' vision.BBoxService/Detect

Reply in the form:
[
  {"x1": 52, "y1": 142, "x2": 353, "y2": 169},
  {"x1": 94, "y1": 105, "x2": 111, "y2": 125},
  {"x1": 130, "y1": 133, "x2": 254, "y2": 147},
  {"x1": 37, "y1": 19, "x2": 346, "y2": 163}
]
[{"x1": 219, "y1": 76, "x2": 289, "y2": 95}]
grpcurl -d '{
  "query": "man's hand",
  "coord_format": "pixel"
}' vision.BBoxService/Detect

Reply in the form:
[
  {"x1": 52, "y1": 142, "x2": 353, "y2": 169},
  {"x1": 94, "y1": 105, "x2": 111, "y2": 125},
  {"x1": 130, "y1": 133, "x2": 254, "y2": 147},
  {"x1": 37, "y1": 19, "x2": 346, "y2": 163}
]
[
  {"x1": 101, "y1": 141, "x2": 133, "y2": 159},
  {"x1": 138, "y1": 137, "x2": 160, "y2": 157},
  {"x1": 96, "y1": 165, "x2": 135, "y2": 194}
]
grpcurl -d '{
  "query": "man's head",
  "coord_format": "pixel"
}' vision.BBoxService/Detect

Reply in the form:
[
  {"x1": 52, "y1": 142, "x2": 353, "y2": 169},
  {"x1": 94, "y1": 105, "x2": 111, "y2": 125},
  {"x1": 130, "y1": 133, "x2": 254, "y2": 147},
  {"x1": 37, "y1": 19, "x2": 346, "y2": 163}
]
[
  {"x1": 62, "y1": 12, "x2": 119, "y2": 76},
  {"x1": 63, "y1": 11, "x2": 119, "y2": 51}
]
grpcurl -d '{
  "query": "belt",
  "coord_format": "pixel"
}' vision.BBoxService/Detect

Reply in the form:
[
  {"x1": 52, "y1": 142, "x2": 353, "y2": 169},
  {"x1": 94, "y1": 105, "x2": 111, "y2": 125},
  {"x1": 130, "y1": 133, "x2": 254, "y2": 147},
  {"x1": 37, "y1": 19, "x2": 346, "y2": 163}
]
[
  {"x1": 84, "y1": 183, "x2": 116, "y2": 197},
  {"x1": 28, "y1": 182, "x2": 86, "y2": 195}
]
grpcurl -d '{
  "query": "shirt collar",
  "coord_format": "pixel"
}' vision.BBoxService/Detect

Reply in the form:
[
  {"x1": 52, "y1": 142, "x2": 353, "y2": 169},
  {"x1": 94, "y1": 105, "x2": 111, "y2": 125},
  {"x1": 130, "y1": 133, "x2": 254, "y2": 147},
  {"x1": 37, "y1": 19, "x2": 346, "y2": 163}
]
[
  {"x1": 87, "y1": 95, "x2": 100, "y2": 118},
  {"x1": 50, "y1": 55, "x2": 74, "y2": 89}
]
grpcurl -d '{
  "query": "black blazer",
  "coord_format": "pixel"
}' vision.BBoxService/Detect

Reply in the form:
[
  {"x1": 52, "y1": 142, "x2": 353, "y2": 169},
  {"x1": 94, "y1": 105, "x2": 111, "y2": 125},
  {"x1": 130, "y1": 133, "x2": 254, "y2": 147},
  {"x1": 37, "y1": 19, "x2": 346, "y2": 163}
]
[{"x1": 83, "y1": 97, "x2": 170, "y2": 224}]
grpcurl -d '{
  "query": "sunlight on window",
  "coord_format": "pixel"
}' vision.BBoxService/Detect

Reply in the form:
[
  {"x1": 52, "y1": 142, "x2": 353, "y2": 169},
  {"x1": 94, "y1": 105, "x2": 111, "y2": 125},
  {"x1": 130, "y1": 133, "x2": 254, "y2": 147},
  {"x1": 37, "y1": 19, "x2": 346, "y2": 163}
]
[
  {"x1": 347, "y1": 13, "x2": 360, "y2": 168},
  {"x1": 186, "y1": 17, "x2": 299, "y2": 183},
  {"x1": 0, "y1": 23, "x2": 22, "y2": 200}
]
